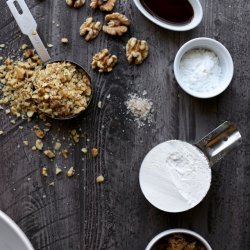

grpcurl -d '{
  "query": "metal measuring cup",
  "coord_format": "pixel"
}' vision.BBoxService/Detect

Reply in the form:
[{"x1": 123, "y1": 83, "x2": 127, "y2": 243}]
[{"x1": 7, "y1": 0, "x2": 93, "y2": 120}]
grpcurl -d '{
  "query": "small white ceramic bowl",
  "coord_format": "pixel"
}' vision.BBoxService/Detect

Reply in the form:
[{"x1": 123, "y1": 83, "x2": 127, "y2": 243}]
[
  {"x1": 133, "y1": 0, "x2": 203, "y2": 31},
  {"x1": 174, "y1": 37, "x2": 234, "y2": 98},
  {"x1": 146, "y1": 229, "x2": 212, "y2": 250},
  {"x1": 0, "y1": 210, "x2": 34, "y2": 250}
]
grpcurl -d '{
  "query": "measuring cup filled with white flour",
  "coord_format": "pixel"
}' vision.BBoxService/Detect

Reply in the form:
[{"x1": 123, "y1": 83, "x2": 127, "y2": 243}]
[{"x1": 139, "y1": 121, "x2": 242, "y2": 213}]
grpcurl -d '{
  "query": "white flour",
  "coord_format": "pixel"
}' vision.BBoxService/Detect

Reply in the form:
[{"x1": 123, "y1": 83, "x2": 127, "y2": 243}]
[
  {"x1": 179, "y1": 48, "x2": 222, "y2": 92},
  {"x1": 139, "y1": 140, "x2": 211, "y2": 212}
]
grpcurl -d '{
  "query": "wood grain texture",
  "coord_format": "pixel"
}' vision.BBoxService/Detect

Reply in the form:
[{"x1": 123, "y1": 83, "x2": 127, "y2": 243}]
[{"x1": 0, "y1": 0, "x2": 249, "y2": 249}]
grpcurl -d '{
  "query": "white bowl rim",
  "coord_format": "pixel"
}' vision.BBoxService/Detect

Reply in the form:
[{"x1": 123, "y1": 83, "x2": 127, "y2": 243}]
[
  {"x1": 145, "y1": 228, "x2": 212, "y2": 250},
  {"x1": 174, "y1": 37, "x2": 234, "y2": 98},
  {"x1": 0, "y1": 210, "x2": 34, "y2": 250},
  {"x1": 133, "y1": 0, "x2": 203, "y2": 31}
]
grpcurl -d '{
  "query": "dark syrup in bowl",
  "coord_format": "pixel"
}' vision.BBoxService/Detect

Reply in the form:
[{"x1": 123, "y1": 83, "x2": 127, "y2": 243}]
[{"x1": 140, "y1": 0, "x2": 194, "y2": 26}]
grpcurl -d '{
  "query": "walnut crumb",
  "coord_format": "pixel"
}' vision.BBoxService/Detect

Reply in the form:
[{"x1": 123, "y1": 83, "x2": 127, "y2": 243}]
[
  {"x1": 42, "y1": 167, "x2": 48, "y2": 176},
  {"x1": 80, "y1": 17, "x2": 102, "y2": 41},
  {"x1": 32, "y1": 146, "x2": 37, "y2": 151},
  {"x1": 67, "y1": 167, "x2": 75, "y2": 177},
  {"x1": 54, "y1": 142, "x2": 62, "y2": 151},
  {"x1": 90, "y1": 0, "x2": 116, "y2": 11},
  {"x1": 35, "y1": 139, "x2": 43, "y2": 150},
  {"x1": 103, "y1": 13, "x2": 129, "y2": 36},
  {"x1": 62, "y1": 149, "x2": 69, "y2": 159},
  {"x1": 55, "y1": 166, "x2": 62, "y2": 175},
  {"x1": 97, "y1": 101, "x2": 102, "y2": 109},
  {"x1": 66, "y1": 0, "x2": 85, "y2": 8},
  {"x1": 21, "y1": 44, "x2": 28, "y2": 50},
  {"x1": 92, "y1": 49, "x2": 117, "y2": 73},
  {"x1": 32, "y1": 31, "x2": 37, "y2": 35},
  {"x1": 44, "y1": 150, "x2": 56, "y2": 159},
  {"x1": 61, "y1": 37, "x2": 69, "y2": 44},
  {"x1": 126, "y1": 37, "x2": 149, "y2": 64},
  {"x1": 96, "y1": 175, "x2": 104, "y2": 183},
  {"x1": 47, "y1": 44, "x2": 53, "y2": 48},
  {"x1": 91, "y1": 148, "x2": 98, "y2": 157},
  {"x1": 34, "y1": 127, "x2": 45, "y2": 139},
  {"x1": 23, "y1": 140, "x2": 29, "y2": 146},
  {"x1": 0, "y1": 131, "x2": 4, "y2": 135},
  {"x1": 81, "y1": 147, "x2": 88, "y2": 154}
]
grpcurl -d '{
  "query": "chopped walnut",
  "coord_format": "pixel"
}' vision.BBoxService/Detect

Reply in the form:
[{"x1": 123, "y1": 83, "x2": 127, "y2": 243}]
[
  {"x1": 54, "y1": 142, "x2": 62, "y2": 151},
  {"x1": 96, "y1": 175, "x2": 104, "y2": 183},
  {"x1": 66, "y1": 0, "x2": 85, "y2": 8},
  {"x1": 61, "y1": 37, "x2": 69, "y2": 44},
  {"x1": 34, "y1": 126, "x2": 45, "y2": 139},
  {"x1": 62, "y1": 149, "x2": 69, "y2": 159},
  {"x1": 44, "y1": 150, "x2": 56, "y2": 159},
  {"x1": 126, "y1": 37, "x2": 149, "y2": 64},
  {"x1": 23, "y1": 49, "x2": 34, "y2": 59},
  {"x1": 36, "y1": 139, "x2": 43, "y2": 150},
  {"x1": 55, "y1": 166, "x2": 62, "y2": 175},
  {"x1": 92, "y1": 49, "x2": 117, "y2": 73},
  {"x1": 42, "y1": 167, "x2": 48, "y2": 177},
  {"x1": 90, "y1": 0, "x2": 116, "y2": 11},
  {"x1": 80, "y1": 17, "x2": 102, "y2": 41},
  {"x1": 91, "y1": 148, "x2": 98, "y2": 157},
  {"x1": 81, "y1": 147, "x2": 88, "y2": 154},
  {"x1": 103, "y1": 13, "x2": 129, "y2": 36},
  {"x1": 67, "y1": 167, "x2": 75, "y2": 177},
  {"x1": 32, "y1": 146, "x2": 37, "y2": 151},
  {"x1": 23, "y1": 140, "x2": 29, "y2": 146}
]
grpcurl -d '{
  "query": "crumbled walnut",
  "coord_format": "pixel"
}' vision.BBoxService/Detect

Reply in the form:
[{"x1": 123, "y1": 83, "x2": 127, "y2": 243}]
[
  {"x1": 32, "y1": 146, "x2": 37, "y2": 151},
  {"x1": 0, "y1": 44, "x2": 5, "y2": 48},
  {"x1": 48, "y1": 182, "x2": 55, "y2": 186},
  {"x1": 35, "y1": 139, "x2": 43, "y2": 150},
  {"x1": 32, "y1": 62, "x2": 92, "y2": 118},
  {"x1": 61, "y1": 37, "x2": 69, "y2": 44},
  {"x1": 42, "y1": 167, "x2": 48, "y2": 176},
  {"x1": 92, "y1": 49, "x2": 117, "y2": 73},
  {"x1": 97, "y1": 101, "x2": 102, "y2": 109},
  {"x1": 27, "y1": 111, "x2": 34, "y2": 118},
  {"x1": 90, "y1": 0, "x2": 116, "y2": 11},
  {"x1": 81, "y1": 147, "x2": 88, "y2": 154},
  {"x1": 23, "y1": 49, "x2": 35, "y2": 59},
  {"x1": 0, "y1": 131, "x2": 3, "y2": 135},
  {"x1": 80, "y1": 17, "x2": 102, "y2": 41},
  {"x1": 23, "y1": 140, "x2": 29, "y2": 146},
  {"x1": 62, "y1": 149, "x2": 69, "y2": 159},
  {"x1": 67, "y1": 167, "x2": 75, "y2": 177},
  {"x1": 44, "y1": 150, "x2": 56, "y2": 159},
  {"x1": 103, "y1": 13, "x2": 129, "y2": 36},
  {"x1": 15, "y1": 67, "x2": 26, "y2": 79},
  {"x1": 21, "y1": 44, "x2": 28, "y2": 50},
  {"x1": 34, "y1": 126, "x2": 45, "y2": 139},
  {"x1": 66, "y1": 0, "x2": 85, "y2": 8},
  {"x1": 47, "y1": 44, "x2": 53, "y2": 48},
  {"x1": 91, "y1": 148, "x2": 98, "y2": 157},
  {"x1": 96, "y1": 175, "x2": 104, "y2": 183},
  {"x1": 126, "y1": 37, "x2": 149, "y2": 64},
  {"x1": 45, "y1": 122, "x2": 52, "y2": 127},
  {"x1": 54, "y1": 142, "x2": 62, "y2": 151},
  {"x1": 55, "y1": 166, "x2": 62, "y2": 175}
]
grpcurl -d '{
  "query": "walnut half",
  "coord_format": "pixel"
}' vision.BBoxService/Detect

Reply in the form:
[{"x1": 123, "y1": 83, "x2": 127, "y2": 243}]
[
  {"x1": 126, "y1": 37, "x2": 149, "y2": 64},
  {"x1": 90, "y1": 0, "x2": 116, "y2": 11},
  {"x1": 103, "y1": 13, "x2": 129, "y2": 36},
  {"x1": 80, "y1": 17, "x2": 102, "y2": 41},
  {"x1": 66, "y1": 0, "x2": 85, "y2": 8},
  {"x1": 92, "y1": 49, "x2": 117, "y2": 73}
]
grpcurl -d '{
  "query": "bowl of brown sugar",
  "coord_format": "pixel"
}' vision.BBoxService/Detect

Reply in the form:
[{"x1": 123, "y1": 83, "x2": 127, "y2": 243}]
[{"x1": 146, "y1": 229, "x2": 212, "y2": 250}]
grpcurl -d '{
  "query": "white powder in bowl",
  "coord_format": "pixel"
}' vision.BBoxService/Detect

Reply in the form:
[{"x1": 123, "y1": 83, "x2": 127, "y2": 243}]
[
  {"x1": 179, "y1": 48, "x2": 222, "y2": 93},
  {"x1": 139, "y1": 140, "x2": 211, "y2": 212}
]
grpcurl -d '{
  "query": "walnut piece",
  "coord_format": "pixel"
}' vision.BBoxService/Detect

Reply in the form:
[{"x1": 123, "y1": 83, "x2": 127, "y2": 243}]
[
  {"x1": 96, "y1": 175, "x2": 104, "y2": 183},
  {"x1": 35, "y1": 139, "x2": 43, "y2": 150},
  {"x1": 91, "y1": 148, "x2": 98, "y2": 157},
  {"x1": 90, "y1": 0, "x2": 116, "y2": 11},
  {"x1": 80, "y1": 17, "x2": 102, "y2": 41},
  {"x1": 34, "y1": 126, "x2": 45, "y2": 139},
  {"x1": 62, "y1": 149, "x2": 69, "y2": 159},
  {"x1": 42, "y1": 167, "x2": 48, "y2": 177},
  {"x1": 66, "y1": 0, "x2": 85, "y2": 8},
  {"x1": 67, "y1": 167, "x2": 75, "y2": 177},
  {"x1": 44, "y1": 150, "x2": 56, "y2": 159},
  {"x1": 103, "y1": 13, "x2": 129, "y2": 36},
  {"x1": 92, "y1": 49, "x2": 117, "y2": 73},
  {"x1": 126, "y1": 37, "x2": 149, "y2": 64}
]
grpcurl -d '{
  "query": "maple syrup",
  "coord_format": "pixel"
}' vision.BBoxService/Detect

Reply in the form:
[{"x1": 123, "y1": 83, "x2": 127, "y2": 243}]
[{"x1": 140, "y1": 0, "x2": 194, "y2": 26}]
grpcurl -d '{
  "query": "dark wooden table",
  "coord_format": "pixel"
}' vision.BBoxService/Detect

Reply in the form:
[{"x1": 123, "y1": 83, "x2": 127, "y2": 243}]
[{"x1": 0, "y1": 0, "x2": 249, "y2": 249}]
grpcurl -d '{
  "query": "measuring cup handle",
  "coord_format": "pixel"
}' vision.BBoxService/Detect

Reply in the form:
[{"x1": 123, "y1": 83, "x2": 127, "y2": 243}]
[{"x1": 195, "y1": 121, "x2": 242, "y2": 166}]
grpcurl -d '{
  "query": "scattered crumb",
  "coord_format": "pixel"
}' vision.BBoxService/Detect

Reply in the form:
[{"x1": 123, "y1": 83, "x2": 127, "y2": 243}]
[
  {"x1": 47, "y1": 43, "x2": 53, "y2": 48},
  {"x1": 142, "y1": 90, "x2": 147, "y2": 96},
  {"x1": 96, "y1": 175, "x2": 104, "y2": 183},
  {"x1": 0, "y1": 56, "x2": 3, "y2": 60},
  {"x1": 0, "y1": 131, "x2": 4, "y2": 135},
  {"x1": 19, "y1": 126, "x2": 23, "y2": 130},
  {"x1": 98, "y1": 101, "x2": 102, "y2": 109},
  {"x1": 5, "y1": 109, "x2": 10, "y2": 114},
  {"x1": 67, "y1": 167, "x2": 75, "y2": 177},
  {"x1": 21, "y1": 44, "x2": 28, "y2": 50},
  {"x1": 106, "y1": 94, "x2": 110, "y2": 99},
  {"x1": 81, "y1": 147, "x2": 88, "y2": 154},
  {"x1": 61, "y1": 37, "x2": 69, "y2": 44},
  {"x1": 48, "y1": 182, "x2": 55, "y2": 186},
  {"x1": 91, "y1": 148, "x2": 98, "y2": 157},
  {"x1": 35, "y1": 139, "x2": 43, "y2": 150},
  {"x1": 32, "y1": 31, "x2": 37, "y2": 35},
  {"x1": 34, "y1": 126, "x2": 45, "y2": 139},
  {"x1": 42, "y1": 194, "x2": 46, "y2": 199},
  {"x1": 54, "y1": 142, "x2": 61, "y2": 151},
  {"x1": 27, "y1": 177, "x2": 31, "y2": 181},
  {"x1": 55, "y1": 166, "x2": 62, "y2": 175},
  {"x1": 42, "y1": 167, "x2": 48, "y2": 176},
  {"x1": 32, "y1": 146, "x2": 37, "y2": 151},
  {"x1": 0, "y1": 44, "x2": 5, "y2": 48},
  {"x1": 23, "y1": 140, "x2": 29, "y2": 146},
  {"x1": 44, "y1": 150, "x2": 56, "y2": 159},
  {"x1": 45, "y1": 122, "x2": 52, "y2": 127},
  {"x1": 56, "y1": 24, "x2": 60, "y2": 27},
  {"x1": 10, "y1": 119, "x2": 16, "y2": 124},
  {"x1": 62, "y1": 149, "x2": 68, "y2": 159}
]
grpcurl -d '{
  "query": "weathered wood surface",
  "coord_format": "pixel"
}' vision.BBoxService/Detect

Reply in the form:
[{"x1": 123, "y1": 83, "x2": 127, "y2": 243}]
[{"x1": 0, "y1": 0, "x2": 249, "y2": 249}]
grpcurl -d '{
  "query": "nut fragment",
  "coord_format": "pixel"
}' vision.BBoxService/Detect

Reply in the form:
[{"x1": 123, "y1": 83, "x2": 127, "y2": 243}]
[
  {"x1": 80, "y1": 17, "x2": 102, "y2": 41},
  {"x1": 62, "y1": 149, "x2": 69, "y2": 159},
  {"x1": 90, "y1": 0, "x2": 116, "y2": 11},
  {"x1": 35, "y1": 139, "x2": 43, "y2": 150},
  {"x1": 0, "y1": 131, "x2": 3, "y2": 135},
  {"x1": 23, "y1": 49, "x2": 35, "y2": 59},
  {"x1": 96, "y1": 175, "x2": 104, "y2": 183},
  {"x1": 61, "y1": 37, "x2": 69, "y2": 44},
  {"x1": 34, "y1": 127, "x2": 45, "y2": 139},
  {"x1": 54, "y1": 142, "x2": 62, "y2": 151},
  {"x1": 55, "y1": 166, "x2": 62, "y2": 175},
  {"x1": 42, "y1": 167, "x2": 48, "y2": 177},
  {"x1": 67, "y1": 167, "x2": 75, "y2": 177},
  {"x1": 126, "y1": 37, "x2": 149, "y2": 64},
  {"x1": 66, "y1": 0, "x2": 85, "y2": 8},
  {"x1": 23, "y1": 140, "x2": 29, "y2": 146},
  {"x1": 103, "y1": 13, "x2": 129, "y2": 36},
  {"x1": 81, "y1": 147, "x2": 88, "y2": 154},
  {"x1": 44, "y1": 150, "x2": 56, "y2": 159},
  {"x1": 92, "y1": 49, "x2": 117, "y2": 73},
  {"x1": 91, "y1": 148, "x2": 98, "y2": 157}
]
